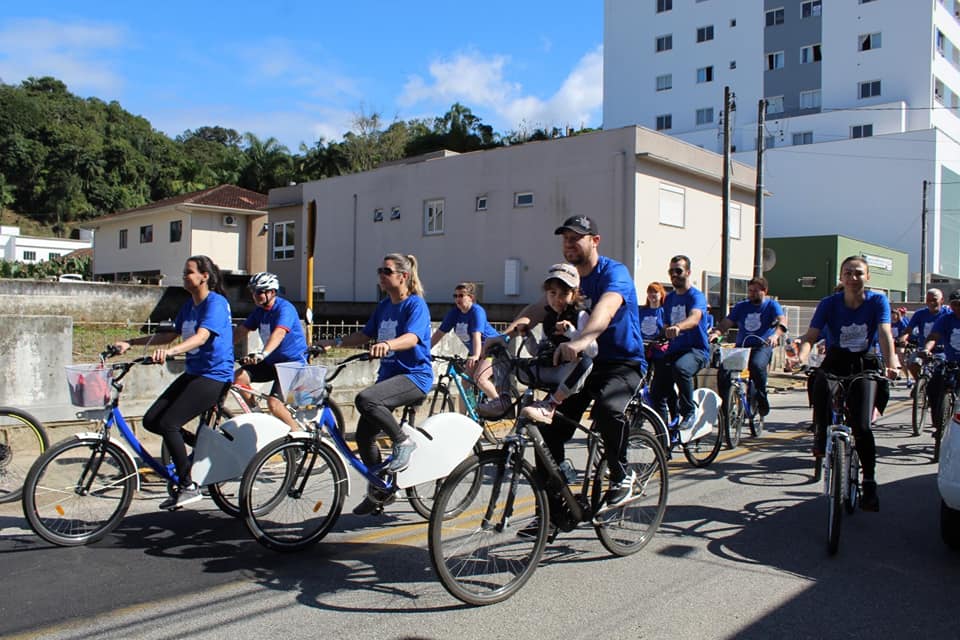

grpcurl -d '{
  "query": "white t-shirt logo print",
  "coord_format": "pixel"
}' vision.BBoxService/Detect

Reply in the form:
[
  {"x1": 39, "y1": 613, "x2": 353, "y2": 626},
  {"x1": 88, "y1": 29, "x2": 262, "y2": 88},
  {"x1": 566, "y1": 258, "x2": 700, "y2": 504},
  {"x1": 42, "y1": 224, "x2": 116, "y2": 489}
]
[
  {"x1": 744, "y1": 312, "x2": 762, "y2": 333},
  {"x1": 378, "y1": 319, "x2": 399, "y2": 355},
  {"x1": 670, "y1": 305, "x2": 687, "y2": 325},
  {"x1": 838, "y1": 323, "x2": 869, "y2": 352},
  {"x1": 454, "y1": 321, "x2": 470, "y2": 345}
]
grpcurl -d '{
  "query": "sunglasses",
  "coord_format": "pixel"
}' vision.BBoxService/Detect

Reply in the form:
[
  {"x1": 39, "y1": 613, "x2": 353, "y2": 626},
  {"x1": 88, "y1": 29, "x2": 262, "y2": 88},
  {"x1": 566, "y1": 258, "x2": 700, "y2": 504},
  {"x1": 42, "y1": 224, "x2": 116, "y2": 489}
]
[
  {"x1": 668, "y1": 268, "x2": 685, "y2": 275},
  {"x1": 453, "y1": 293, "x2": 470, "y2": 299},
  {"x1": 377, "y1": 267, "x2": 402, "y2": 276}
]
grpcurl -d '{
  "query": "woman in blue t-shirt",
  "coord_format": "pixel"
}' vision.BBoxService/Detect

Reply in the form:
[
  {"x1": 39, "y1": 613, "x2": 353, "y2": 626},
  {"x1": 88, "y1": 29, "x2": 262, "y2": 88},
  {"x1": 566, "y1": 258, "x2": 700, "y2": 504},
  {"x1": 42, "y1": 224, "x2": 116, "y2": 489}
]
[
  {"x1": 639, "y1": 281, "x2": 667, "y2": 364},
  {"x1": 430, "y1": 281, "x2": 503, "y2": 416},
  {"x1": 317, "y1": 253, "x2": 433, "y2": 516},
  {"x1": 114, "y1": 255, "x2": 234, "y2": 510},
  {"x1": 797, "y1": 255, "x2": 900, "y2": 512}
]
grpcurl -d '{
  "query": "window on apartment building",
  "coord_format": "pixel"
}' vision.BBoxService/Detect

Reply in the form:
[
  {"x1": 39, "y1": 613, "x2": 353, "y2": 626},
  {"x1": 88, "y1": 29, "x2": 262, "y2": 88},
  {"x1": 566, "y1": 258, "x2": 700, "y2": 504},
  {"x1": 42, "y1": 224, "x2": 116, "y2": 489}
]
[
  {"x1": 476, "y1": 196, "x2": 487, "y2": 211},
  {"x1": 935, "y1": 78, "x2": 946, "y2": 103},
  {"x1": 272, "y1": 221, "x2": 295, "y2": 260},
  {"x1": 851, "y1": 124, "x2": 874, "y2": 138},
  {"x1": 859, "y1": 0, "x2": 876, "y2": 4},
  {"x1": 23, "y1": 250, "x2": 36, "y2": 261},
  {"x1": 801, "y1": 1, "x2": 822, "y2": 18},
  {"x1": 656, "y1": 114, "x2": 673, "y2": 130},
  {"x1": 696, "y1": 107, "x2": 714, "y2": 125},
  {"x1": 424, "y1": 198, "x2": 444, "y2": 235},
  {"x1": 800, "y1": 89, "x2": 822, "y2": 109},
  {"x1": 514, "y1": 192, "x2": 535, "y2": 207},
  {"x1": 729, "y1": 204, "x2": 742, "y2": 240},
  {"x1": 656, "y1": 74, "x2": 673, "y2": 91},
  {"x1": 792, "y1": 131, "x2": 814, "y2": 145},
  {"x1": 119, "y1": 229, "x2": 128, "y2": 250},
  {"x1": 390, "y1": 207, "x2": 401, "y2": 220},
  {"x1": 659, "y1": 184, "x2": 685, "y2": 228},
  {"x1": 373, "y1": 208, "x2": 384, "y2": 222},
  {"x1": 767, "y1": 51, "x2": 785, "y2": 70},
  {"x1": 937, "y1": 29, "x2": 945, "y2": 54},
  {"x1": 696, "y1": 66, "x2": 714, "y2": 83},
  {"x1": 730, "y1": 19, "x2": 737, "y2": 27},
  {"x1": 656, "y1": 34, "x2": 673, "y2": 52},
  {"x1": 764, "y1": 134, "x2": 776, "y2": 149},
  {"x1": 859, "y1": 80, "x2": 882, "y2": 99},
  {"x1": 656, "y1": 0, "x2": 672, "y2": 12},
  {"x1": 730, "y1": 60, "x2": 737, "y2": 69},
  {"x1": 139, "y1": 225, "x2": 153, "y2": 244},
  {"x1": 765, "y1": 8, "x2": 784, "y2": 26},
  {"x1": 859, "y1": 32, "x2": 882, "y2": 51},
  {"x1": 696, "y1": 25, "x2": 714, "y2": 42},
  {"x1": 766, "y1": 96, "x2": 785, "y2": 114},
  {"x1": 169, "y1": 220, "x2": 182, "y2": 243},
  {"x1": 800, "y1": 44, "x2": 822, "y2": 64}
]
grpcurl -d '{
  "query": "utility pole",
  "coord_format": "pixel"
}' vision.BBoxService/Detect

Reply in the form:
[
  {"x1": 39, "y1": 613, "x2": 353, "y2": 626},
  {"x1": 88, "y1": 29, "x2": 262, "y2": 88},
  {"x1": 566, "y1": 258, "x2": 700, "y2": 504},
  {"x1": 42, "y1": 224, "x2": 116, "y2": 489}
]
[
  {"x1": 921, "y1": 179, "x2": 928, "y2": 301},
  {"x1": 754, "y1": 99, "x2": 766, "y2": 278},
  {"x1": 720, "y1": 86, "x2": 734, "y2": 316}
]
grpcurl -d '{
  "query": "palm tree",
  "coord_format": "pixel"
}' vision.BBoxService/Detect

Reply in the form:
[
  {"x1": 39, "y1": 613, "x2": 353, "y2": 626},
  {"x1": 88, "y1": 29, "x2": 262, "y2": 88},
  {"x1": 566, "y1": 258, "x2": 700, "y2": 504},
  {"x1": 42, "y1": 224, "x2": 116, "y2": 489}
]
[{"x1": 240, "y1": 133, "x2": 292, "y2": 193}]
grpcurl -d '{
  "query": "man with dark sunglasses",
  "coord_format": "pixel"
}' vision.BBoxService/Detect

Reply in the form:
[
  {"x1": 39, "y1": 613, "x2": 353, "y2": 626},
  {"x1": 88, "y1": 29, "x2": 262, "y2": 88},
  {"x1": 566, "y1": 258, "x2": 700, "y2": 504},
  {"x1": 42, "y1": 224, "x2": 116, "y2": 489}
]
[{"x1": 651, "y1": 255, "x2": 711, "y2": 431}]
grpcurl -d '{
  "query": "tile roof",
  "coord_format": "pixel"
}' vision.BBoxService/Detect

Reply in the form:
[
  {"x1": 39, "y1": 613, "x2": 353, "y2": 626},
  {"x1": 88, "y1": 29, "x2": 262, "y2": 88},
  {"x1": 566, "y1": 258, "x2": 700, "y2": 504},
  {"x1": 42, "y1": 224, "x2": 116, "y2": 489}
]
[{"x1": 89, "y1": 185, "x2": 268, "y2": 222}]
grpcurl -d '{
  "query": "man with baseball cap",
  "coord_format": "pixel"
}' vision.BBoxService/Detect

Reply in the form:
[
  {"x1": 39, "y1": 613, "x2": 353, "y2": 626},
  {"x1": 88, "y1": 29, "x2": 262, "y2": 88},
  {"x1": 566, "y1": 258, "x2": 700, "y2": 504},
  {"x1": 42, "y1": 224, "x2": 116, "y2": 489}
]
[
  {"x1": 921, "y1": 288, "x2": 960, "y2": 446},
  {"x1": 501, "y1": 214, "x2": 646, "y2": 513}
]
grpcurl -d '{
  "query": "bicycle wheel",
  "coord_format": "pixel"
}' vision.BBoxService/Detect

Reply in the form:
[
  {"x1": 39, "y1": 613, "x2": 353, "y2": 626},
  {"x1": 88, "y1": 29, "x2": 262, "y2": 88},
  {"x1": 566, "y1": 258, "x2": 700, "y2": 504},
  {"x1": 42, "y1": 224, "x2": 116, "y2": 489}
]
[
  {"x1": 22, "y1": 437, "x2": 136, "y2": 546},
  {"x1": 240, "y1": 437, "x2": 346, "y2": 552},
  {"x1": 724, "y1": 386, "x2": 744, "y2": 449},
  {"x1": 429, "y1": 450, "x2": 548, "y2": 606},
  {"x1": 406, "y1": 441, "x2": 484, "y2": 520},
  {"x1": 683, "y1": 412, "x2": 723, "y2": 467},
  {"x1": 0, "y1": 407, "x2": 49, "y2": 504},
  {"x1": 913, "y1": 377, "x2": 929, "y2": 437},
  {"x1": 935, "y1": 391, "x2": 954, "y2": 463},
  {"x1": 594, "y1": 429, "x2": 668, "y2": 556},
  {"x1": 827, "y1": 437, "x2": 845, "y2": 555},
  {"x1": 748, "y1": 389, "x2": 764, "y2": 437},
  {"x1": 845, "y1": 447, "x2": 860, "y2": 515}
]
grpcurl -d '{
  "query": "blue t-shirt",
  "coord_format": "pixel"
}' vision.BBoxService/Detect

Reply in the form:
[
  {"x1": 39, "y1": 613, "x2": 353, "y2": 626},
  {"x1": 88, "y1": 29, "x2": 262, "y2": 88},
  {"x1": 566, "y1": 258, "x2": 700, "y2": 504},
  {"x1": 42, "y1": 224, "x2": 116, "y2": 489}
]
[
  {"x1": 727, "y1": 298, "x2": 785, "y2": 348},
  {"x1": 891, "y1": 317, "x2": 909, "y2": 340},
  {"x1": 664, "y1": 286, "x2": 710, "y2": 358},
  {"x1": 638, "y1": 306, "x2": 665, "y2": 361},
  {"x1": 363, "y1": 295, "x2": 433, "y2": 394},
  {"x1": 931, "y1": 312, "x2": 960, "y2": 360},
  {"x1": 810, "y1": 290, "x2": 890, "y2": 353},
  {"x1": 438, "y1": 303, "x2": 499, "y2": 353},
  {"x1": 243, "y1": 297, "x2": 308, "y2": 365},
  {"x1": 905, "y1": 306, "x2": 950, "y2": 344},
  {"x1": 174, "y1": 291, "x2": 234, "y2": 382},
  {"x1": 579, "y1": 256, "x2": 645, "y2": 367}
]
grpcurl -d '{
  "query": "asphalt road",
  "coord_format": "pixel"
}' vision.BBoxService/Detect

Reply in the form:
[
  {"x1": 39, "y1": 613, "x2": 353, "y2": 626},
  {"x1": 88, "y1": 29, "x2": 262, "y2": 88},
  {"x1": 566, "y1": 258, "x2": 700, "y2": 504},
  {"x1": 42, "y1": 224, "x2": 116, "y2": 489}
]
[{"x1": 2, "y1": 383, "x2": 958, "y2": 640}]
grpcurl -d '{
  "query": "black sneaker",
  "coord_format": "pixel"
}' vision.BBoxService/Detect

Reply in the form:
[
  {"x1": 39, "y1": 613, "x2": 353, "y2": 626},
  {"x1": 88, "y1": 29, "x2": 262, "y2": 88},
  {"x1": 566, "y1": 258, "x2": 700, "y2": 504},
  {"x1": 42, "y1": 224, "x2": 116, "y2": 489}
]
[
  {"x1": 861, "y1": 480, "x2": 880, "y2": 512},
  {"x1": 599, "y1": 471, "x2": 636, "y2": 511},
  {"x1": 352, "y1": 491, "x2": 396, "y2": 516},
  {"x1": 159, "y1": 482, "x2": 203, "y2": 510},
  {"x1": 757, "y1": 395, "x2": 770, "y2": 417}
]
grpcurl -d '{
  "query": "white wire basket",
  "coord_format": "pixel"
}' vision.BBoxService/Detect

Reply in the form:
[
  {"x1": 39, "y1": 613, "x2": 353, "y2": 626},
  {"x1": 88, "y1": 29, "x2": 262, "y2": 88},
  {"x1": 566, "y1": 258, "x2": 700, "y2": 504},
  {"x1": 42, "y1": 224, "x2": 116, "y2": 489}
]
[
  {"x1": 718, "y1": 347, "x2": 751, "y2": 372},
  {"x1": 65, "y1": 364, "x2": 112, "y2": 407},
  {"x1": 275, "y1": 362, "x2": 328, "y2": 407}
]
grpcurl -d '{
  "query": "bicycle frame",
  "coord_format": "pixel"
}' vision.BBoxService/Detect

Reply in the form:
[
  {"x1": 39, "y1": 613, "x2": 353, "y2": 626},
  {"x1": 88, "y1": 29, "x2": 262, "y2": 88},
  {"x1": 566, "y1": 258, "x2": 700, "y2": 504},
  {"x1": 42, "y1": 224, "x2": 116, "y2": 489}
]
[{"x1": 433, "y1": 357, "x2": 485, "y2": 422}]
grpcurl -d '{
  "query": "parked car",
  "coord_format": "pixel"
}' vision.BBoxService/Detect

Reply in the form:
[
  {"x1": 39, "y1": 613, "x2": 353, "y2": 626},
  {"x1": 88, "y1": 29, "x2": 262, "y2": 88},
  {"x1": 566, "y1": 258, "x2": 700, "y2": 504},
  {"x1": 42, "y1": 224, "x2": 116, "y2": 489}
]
[
  {"x1": 939, "y1": 415, "x2": 960, "y2": 549},
  {"x1": 58, "y1": 274, "x2": 84, "y2": 282}
]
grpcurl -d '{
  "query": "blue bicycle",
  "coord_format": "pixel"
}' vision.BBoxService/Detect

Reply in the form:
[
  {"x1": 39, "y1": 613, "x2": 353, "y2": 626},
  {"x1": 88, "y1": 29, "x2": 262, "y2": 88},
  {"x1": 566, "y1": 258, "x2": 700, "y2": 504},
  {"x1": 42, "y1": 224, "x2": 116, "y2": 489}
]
[{"x1": 714, "y1": 334, "x2": 768, "y2": 449}]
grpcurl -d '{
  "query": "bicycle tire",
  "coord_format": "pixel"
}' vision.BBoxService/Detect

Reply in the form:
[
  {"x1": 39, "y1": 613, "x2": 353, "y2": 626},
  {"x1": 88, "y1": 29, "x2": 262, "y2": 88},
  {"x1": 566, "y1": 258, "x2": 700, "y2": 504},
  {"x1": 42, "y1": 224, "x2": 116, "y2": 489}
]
[
  {"x1": 683, "y1": 411, "x2": 723, "y2": 467},
  {"x1": 724, "y1": 386, "x2": 743, "y2": 450},
  {"x1": 913, "y1": 377, "x2": 928, "y2": 437},
  {"x1": 748, "y1": 389, "x2": 764, "y2": 437},
  {"x1": 406, "y1": 441, "x2": 483, "y2": 521},
  {"x1": 594, "y1": 429, "x2": 668, "y2": 556},
  {"x1": 935, "y1": 391, "x2": 954, "y2": 463},
  {"x1": 827, "y1": 437, "x2": 845, "y2": 555},
  {"x1": 240, "y1": 436, "x2": 346, "y2": 552},
  {"x1": 845, "y1": 447, "x2": 860, "y2": 515},
  {"x1": 22, "y1": 437, "x2": 136, "y2": 546},
  {"x1": 428, "y1": 449, "x2": 548, "y2": 606},
  {"x1": 0, "y1": 407, "x2": 49, "y2": 504}
]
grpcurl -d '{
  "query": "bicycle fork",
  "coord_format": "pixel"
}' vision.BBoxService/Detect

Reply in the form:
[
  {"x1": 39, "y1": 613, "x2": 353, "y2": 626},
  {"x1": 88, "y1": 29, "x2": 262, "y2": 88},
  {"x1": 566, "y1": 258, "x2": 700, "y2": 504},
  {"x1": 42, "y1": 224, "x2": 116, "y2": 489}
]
[{"x1": 823, "y1": 425, "x2": 851, "y2": 497}]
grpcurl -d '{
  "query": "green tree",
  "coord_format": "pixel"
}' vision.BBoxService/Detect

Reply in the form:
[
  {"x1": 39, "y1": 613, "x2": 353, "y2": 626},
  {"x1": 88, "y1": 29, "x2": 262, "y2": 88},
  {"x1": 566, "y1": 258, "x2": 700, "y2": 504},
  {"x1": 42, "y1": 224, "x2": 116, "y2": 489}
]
[{"x1": 239, "y1": 133, "x2": 292, "y2": 193}]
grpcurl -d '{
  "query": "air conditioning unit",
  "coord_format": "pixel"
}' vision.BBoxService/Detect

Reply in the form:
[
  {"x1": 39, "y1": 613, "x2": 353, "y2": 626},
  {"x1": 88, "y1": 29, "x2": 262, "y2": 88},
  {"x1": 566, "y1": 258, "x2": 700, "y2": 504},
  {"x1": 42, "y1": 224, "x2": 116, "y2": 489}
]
[{"x1": 222, "y1": 214, "x2": 238, "y2": 227}]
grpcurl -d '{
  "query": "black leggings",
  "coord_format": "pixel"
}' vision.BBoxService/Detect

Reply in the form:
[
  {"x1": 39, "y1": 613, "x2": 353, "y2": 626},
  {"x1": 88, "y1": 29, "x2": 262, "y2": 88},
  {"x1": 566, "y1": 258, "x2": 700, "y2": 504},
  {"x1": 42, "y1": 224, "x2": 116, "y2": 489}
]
[
  {"x1": 354, "y1": 375, "x2": 426, "y2": 468},
  {"x1": 143, "y1": 373, "x2": 230, "y2": 486}
]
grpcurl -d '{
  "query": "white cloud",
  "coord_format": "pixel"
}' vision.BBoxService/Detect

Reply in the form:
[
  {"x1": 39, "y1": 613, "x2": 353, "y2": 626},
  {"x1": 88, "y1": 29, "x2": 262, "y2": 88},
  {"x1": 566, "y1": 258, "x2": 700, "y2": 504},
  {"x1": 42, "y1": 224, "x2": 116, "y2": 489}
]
[
  {"x1": 0, "y1": 18, "x2": 126, "y2": 94},
  {"x1": 398, "y1": 46, "x2": 603, "y2": 133},
  {"x1": 233, "y1": 39, "x2": 362, "y2": 102}
]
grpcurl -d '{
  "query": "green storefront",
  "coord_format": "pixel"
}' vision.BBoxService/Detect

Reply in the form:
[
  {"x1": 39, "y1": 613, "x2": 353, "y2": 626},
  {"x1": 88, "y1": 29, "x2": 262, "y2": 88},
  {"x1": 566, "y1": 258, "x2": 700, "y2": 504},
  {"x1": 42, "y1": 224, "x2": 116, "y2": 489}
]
[{"x1": 763, "y1": 235, "x2": 908, "y2": 302}]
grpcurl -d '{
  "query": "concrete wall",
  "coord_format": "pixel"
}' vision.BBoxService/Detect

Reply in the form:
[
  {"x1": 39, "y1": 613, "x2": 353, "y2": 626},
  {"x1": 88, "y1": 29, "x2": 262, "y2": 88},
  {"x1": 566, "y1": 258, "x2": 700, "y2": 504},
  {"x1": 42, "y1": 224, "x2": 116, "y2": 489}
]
[{"x1": 0, "y1": 279, "x2": 167, "y2": 322}]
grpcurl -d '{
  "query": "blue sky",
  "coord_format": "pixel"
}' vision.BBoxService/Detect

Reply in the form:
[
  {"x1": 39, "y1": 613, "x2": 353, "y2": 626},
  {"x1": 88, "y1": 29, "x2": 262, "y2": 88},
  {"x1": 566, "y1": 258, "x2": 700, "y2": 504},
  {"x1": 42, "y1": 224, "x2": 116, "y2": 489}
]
[{"x1": 0, "y1": 1, "x2": 604, "y2": 149}]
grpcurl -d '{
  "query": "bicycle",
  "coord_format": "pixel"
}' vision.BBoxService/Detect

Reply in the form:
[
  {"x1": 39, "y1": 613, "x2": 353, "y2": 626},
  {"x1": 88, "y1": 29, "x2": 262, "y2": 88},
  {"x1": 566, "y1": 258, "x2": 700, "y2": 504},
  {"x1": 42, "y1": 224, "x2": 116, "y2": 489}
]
[
  {"x1": 912, "y1": 350, "x2": 939, "y2": 437},
  {"x1": 929, "y1": 358, "x2": 960, "y2": 463},
  {"x1": 429, "y1": 353, "x2": 519, "y2": 446},
  {"x1": 714, "y1": 334, "x2": 768, "y2": 449},
  {"x1": 21, "y1": 349, "x2": 292, "y2": 546},
  {"x1": 428, "y1": 384, "x2": 669, "y2": 606},
  {"x1": 638, "y1": 383, "x2": 723, "y2": 467},
  {"x1": 239, "y1": 352, "x2": 483, "y2": 552},
  {"x1": 0, "y1": 407, "x2": 49, "y2": 504}
]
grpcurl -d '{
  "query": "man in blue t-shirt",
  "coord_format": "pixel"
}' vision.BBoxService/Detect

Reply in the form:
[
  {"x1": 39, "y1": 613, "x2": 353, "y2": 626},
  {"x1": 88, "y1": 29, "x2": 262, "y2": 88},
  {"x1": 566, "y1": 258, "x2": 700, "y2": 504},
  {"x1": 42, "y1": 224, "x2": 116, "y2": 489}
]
[
  {"x1": 709, "y1": 277, "x2": 787, "y2": 416},
  {"x1": 901, "y1": 288, "x2": 950, "y2": 385},
  {"x1": 501, "y1": 215, "x2": 646, "y2": 513},
  {"x1": 651, "y1": 255, "x2": 711, "y2": 430},
  {"x1": 234, "y1": 272, "x2": 309, "y2": 431},
  {"x1": 922, "y1": 289, "x2": 960, "y2": 437}
]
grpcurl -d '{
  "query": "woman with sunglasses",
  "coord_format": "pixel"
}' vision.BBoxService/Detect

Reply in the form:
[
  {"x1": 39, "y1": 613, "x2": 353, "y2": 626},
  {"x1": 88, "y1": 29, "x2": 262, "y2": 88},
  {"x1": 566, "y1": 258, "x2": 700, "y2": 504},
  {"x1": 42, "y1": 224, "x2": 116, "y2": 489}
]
[
  {"x1": 316, "y1": 253, "x2": 432, "y2": 515},
  {"x1": 430, "y1": 282, "x2": 504, "y2": 417}
]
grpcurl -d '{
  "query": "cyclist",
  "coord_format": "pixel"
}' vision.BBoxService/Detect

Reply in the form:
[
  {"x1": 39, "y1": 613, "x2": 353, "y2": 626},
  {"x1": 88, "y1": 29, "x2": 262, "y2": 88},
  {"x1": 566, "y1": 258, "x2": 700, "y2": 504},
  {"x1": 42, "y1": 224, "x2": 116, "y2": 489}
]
[
  {"x1": 500, "y1": 215, "x2": 646, "y2": 510},
  {"x1": 920, "y1": 290, "x2": 960, "y2": 437},
  {"x1": 900, "y1": 289, "x2": 949, "y2": 386},
  {"x1": 233, "y1": 272, "x2": 308, "y2": 432},
  {"x1": 114, "y1": 255, "x2": 234, "y2": 510},
  {"x1": 709, "y1": 277, "x2": 786, "y2": 417},
  {"x1": 430, "y1": 282, "x2": 505, "y2": 417},
  {"x1": 797, "y1": 255, "x2": 900, "y2": 512},
  {"x1": 639, "y1": 281, "x2": 667, "y2": 363},
  {"x1": 316, "y1": 253, "x2": 432, "y2": 516},
  {"x1": 518, "y1": 263, "x2": 597, "y2": 423},
  {"x1": 650, "y1": 255, "x2": 711, "y2": 431}
]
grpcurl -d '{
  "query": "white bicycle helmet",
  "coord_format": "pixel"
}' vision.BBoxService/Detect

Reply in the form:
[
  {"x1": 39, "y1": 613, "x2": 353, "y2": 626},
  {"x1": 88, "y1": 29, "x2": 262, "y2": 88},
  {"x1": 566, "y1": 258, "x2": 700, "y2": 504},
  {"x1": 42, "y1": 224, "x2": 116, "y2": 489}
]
[{"x1": 249, "y1": 271, "x2": 280, "y2": 292}]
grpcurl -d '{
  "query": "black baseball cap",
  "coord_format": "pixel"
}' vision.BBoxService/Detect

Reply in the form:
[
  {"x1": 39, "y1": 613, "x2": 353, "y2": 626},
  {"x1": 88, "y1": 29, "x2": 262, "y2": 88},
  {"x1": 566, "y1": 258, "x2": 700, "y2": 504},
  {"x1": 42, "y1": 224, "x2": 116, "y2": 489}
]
[
  {"x1": 950, "y1": 289, "x2": 960, "y2": 302},
  {"x1": 554, "y1": 215, "x2": 598, "y2": 236}
]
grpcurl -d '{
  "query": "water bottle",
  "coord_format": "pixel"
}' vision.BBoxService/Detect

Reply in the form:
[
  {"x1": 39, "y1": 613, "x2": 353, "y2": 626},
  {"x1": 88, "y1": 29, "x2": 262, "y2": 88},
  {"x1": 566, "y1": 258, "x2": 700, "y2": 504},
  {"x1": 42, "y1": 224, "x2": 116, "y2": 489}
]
[{"x1": 558, "y1": 459, "x2": 577, "y2": 484}]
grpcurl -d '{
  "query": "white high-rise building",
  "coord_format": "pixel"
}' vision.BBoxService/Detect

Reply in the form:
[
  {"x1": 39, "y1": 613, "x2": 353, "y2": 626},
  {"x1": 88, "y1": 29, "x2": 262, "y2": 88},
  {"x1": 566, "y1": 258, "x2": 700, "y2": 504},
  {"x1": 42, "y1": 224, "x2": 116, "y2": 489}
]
[{"x1": 604, "y1": 0, "x2": 960, "y2": 286}]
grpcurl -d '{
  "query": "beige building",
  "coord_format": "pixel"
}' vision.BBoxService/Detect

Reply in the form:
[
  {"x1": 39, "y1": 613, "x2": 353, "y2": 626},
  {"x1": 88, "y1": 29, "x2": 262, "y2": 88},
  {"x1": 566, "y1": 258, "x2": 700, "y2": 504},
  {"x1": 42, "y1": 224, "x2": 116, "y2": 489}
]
[
  {"x1": 267, "y1": 126, "x2": 758, "y2": 316},
  {"x1": 84, "y1": 185, "x2": 268, "y2": 284}
]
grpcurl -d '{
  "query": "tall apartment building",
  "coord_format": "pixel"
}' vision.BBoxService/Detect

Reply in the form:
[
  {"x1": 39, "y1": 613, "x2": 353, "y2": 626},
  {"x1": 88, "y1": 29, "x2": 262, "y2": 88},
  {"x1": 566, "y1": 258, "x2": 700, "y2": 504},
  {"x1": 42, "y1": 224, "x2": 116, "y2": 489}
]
[{"x1": 604, "y1": 0, "x2": 960, "y2": 287}]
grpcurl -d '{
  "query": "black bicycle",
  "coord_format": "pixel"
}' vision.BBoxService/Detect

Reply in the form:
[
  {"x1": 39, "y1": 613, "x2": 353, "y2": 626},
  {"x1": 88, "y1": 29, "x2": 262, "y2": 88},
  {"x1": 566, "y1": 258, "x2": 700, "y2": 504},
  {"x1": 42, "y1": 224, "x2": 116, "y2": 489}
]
[{"x1": 930, "y1": 359, "x2": 960, "y2": 463}]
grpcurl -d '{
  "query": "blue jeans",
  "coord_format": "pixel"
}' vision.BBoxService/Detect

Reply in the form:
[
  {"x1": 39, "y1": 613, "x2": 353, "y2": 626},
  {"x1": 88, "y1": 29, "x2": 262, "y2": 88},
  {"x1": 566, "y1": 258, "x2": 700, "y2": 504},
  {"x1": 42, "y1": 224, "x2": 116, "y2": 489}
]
[{"x1": 651, "y1": 350, "x2": 708, "y2": 425}]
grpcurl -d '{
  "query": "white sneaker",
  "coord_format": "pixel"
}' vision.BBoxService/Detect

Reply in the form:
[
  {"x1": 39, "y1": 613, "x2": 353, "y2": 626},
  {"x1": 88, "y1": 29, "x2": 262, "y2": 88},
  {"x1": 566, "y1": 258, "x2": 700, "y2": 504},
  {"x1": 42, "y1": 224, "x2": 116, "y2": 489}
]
[{"x1": 520, "y1": 399, "x2": 556, "y2": 424}]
